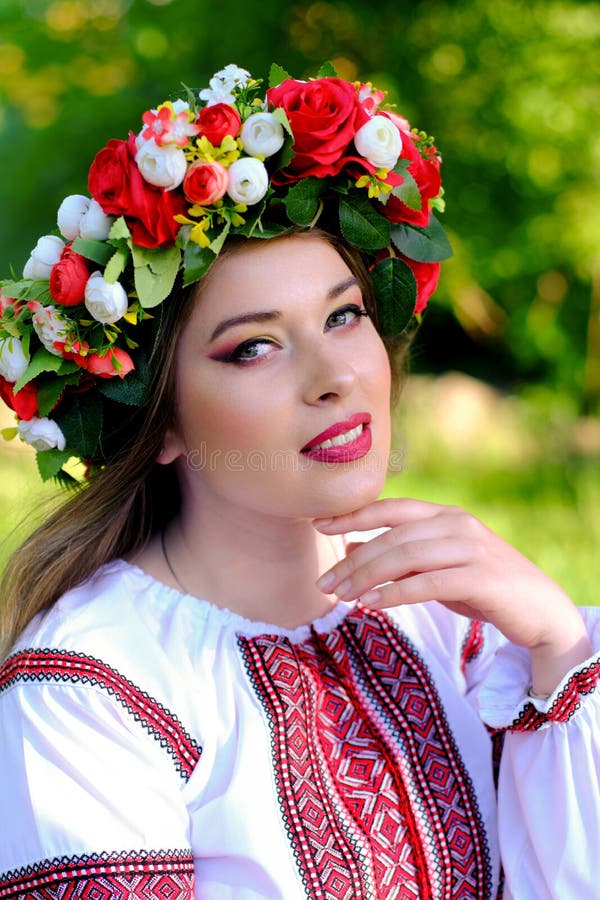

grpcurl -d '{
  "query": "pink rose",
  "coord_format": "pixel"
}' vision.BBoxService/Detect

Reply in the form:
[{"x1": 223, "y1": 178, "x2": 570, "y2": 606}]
[
  {"x1": 84, "y1": 347, "x2": 135, "y2": 379},
  {"x1": 183, "y1": 161, "x2": 229, "y2": 205}
]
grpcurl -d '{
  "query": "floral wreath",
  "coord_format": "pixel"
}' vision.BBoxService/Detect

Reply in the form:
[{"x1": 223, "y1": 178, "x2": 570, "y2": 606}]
[{"x1": 0, "y1": 62, "x2": 451, "y2": 482}]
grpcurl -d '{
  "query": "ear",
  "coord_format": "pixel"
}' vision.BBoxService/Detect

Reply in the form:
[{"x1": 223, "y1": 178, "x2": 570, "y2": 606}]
[{"x1": 155, "y1": 427, "x2": 185, "y2": 465}]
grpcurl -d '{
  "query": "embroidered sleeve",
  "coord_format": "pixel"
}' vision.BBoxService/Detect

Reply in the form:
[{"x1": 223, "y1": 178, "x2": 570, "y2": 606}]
[
  {"x1": 477, "y1": 608, "x2": 600, "y2": 732},
  {"x1": 0, "y1": 648, "x2": 200, "y2": 889},
  {"x1": 476, "y1": 608, "x2": 600, "y2": 899}
]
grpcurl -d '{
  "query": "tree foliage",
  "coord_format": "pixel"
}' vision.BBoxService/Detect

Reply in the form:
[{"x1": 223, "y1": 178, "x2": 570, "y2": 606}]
[{"x1": 0, "y1": 0, "x2": 598, "y2": 408}]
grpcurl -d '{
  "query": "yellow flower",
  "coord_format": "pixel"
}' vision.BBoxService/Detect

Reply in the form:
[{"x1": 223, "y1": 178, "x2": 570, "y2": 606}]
[
  {"x1": 193, "y1": 135, "x2": 240, "y2": 167},
  {"x1": 189, "y1": 218, "x2": 211, "y2": 248},
  {"x1": 173, "y1": 213, "x2": 212, "y2": 248}
]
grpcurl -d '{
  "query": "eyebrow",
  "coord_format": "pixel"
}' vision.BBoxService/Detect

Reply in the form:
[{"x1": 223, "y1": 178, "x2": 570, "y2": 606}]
[{"x1": 208, "y1": 276, "x2": 360, "y2": 342}]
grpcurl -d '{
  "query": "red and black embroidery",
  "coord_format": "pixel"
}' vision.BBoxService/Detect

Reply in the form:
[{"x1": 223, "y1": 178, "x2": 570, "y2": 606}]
[
  {"x1": 510, "y1": 657, "x2": 600, "y2": 731},
  {"x1": 0, "y1": 649, "x2": 201, "y2": 780},
  {"x1": 239, "y1": 606, "x2": 493, "y2": 899},
  {"x1": 0, "y1": 849, "x2": 194, "y2": 899},
  {"x1": 460, "y1": 621, "x2": 484, "y2": 677}
]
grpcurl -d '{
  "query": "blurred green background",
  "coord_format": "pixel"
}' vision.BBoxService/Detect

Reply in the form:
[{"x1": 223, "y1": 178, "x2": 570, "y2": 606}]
[{"x1": 1, "y1": 0, "x2": 599, "y2": 602}]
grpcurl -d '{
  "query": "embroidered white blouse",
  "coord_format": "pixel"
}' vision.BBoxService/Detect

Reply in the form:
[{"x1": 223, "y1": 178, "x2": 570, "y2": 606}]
[{"x1": 1, "y1": 558, "x2": 599, "y2": 899}]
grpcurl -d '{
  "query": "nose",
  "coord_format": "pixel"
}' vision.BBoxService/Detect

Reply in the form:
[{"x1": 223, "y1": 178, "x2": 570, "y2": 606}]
[{"x1": 302, "y1": 345, "x2": 357, "y2": 405}]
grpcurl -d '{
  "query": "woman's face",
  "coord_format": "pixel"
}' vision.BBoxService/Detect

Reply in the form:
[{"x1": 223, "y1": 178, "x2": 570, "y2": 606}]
[{"x1": 165, "y1": 235, "x2": 392, "y2": 520}]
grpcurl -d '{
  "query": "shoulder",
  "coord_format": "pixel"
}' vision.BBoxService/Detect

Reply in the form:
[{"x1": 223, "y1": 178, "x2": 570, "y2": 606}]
[{"x1": 0, "y1": 560, "x2": 215, "y2": 745}]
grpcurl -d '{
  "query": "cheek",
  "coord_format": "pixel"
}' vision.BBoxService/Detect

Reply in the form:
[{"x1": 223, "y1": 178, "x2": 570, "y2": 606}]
[{"x1": 177, "y1": 374, "x2": 283, "y2": 453}]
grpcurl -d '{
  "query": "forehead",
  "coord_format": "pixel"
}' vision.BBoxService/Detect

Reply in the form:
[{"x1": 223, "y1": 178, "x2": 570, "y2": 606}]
[{"x1": 194, "y1": 236, "x2": 355, "y2": 317}]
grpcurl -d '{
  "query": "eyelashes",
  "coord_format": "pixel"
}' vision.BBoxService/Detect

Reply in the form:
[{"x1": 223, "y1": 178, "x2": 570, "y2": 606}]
[{"x1": 218, "y1": 304, "x2": 369, "y2": 366}]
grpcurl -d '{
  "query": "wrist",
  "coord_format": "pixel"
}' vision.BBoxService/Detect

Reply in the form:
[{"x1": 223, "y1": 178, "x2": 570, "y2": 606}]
[{"x1": 529, "y1": 617, "x2": 593, "y2": 697}]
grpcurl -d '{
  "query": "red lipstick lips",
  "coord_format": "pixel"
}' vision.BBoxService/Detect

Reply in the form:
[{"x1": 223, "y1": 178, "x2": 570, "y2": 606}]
[{"x1": 301, "y1": 412, "x2": 372, "y2": 462}]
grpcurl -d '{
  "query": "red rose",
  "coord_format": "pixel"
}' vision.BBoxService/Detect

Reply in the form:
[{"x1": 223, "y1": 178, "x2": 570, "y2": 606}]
[
  {"x1": 400, "y1": 255, "x2": 441, "y2": 314},
  {"x1": 183, "y1": 161, "x2": 229, "y2": 206},
  {"x1": 88, "y1": 133, "x2": 187, "y2": 248},
  {"x1": 267, "y1": 77, "x2": 370, "y2": 180},
  {"x1": 0, "y1": 375, "x2": 38, "y2": 420},
  {"x1": 381, "y1": 126, "x2": 441, "y2": 228},
  {"x1": 49, "y1": 244, "x2": 90, "y2": 306},
  {"x1": 84, "y1": 347, "x2": 135, "y2": 379},
  {"x1": 197, "y1": 103, "x2": 242, "y2": 146}
]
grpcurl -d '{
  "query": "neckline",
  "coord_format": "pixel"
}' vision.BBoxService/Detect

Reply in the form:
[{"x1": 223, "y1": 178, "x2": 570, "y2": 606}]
[{"x1": 113, "y1": 557, "x2": 354, "y2": 643}]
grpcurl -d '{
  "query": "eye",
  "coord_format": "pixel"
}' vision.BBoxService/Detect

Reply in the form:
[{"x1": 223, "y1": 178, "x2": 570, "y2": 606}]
[
  {"x1": 226, "y1": 337, "x2": 278, "y2": 364},
  {"x1": 326, "y1": 304, "x2": 369, "y2": 330}
]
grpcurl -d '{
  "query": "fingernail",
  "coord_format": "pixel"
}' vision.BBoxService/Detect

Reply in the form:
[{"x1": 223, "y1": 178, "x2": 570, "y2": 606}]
[
  {"x1": 316, "y1": 571, "x2": 335, "y2": 592},
  {"x1": 361, "y1": 589, "x2": 381, "y2": 606},
  {"x1": 314, "y1": 518, "x2": 333, "y2": 528}
]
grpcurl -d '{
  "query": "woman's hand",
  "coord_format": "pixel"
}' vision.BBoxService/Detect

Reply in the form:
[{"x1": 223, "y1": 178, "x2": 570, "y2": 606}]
[{"x1": 314, "y1": 498, "x2": 592, "y2": 695}]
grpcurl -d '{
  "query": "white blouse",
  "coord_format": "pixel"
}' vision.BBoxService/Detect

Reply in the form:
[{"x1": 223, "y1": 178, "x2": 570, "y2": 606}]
[{"x1": 1, "y1": 558, "x2": 599, "y2": 899}]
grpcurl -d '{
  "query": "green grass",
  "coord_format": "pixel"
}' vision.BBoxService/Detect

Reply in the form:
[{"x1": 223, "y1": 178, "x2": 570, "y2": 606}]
[{"x1": 1, "y1": 374, "x2": 598, "y2": 604}]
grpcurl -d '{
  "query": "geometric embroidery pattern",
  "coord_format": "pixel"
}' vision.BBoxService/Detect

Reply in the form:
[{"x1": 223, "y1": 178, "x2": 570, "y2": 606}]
[
  {"x1": 0, "y1": 649, "x2": 201, "y2": 781},
  {"x1": 510, "y1": 657, "x2": 600, "y2": 731},
  {"x1": 0, "y1": 849, "x2": 194, "y2": 899},
  {"x1": 460, "y1": 621, "x2": 484, "y2": 677},
  {"x1": 239, "y1": 606, "x2": 494, "y2": 899}
]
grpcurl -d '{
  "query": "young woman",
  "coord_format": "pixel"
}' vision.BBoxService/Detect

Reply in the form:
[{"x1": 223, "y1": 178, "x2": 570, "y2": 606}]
[{"x1": 0, "y1": 64, "x2": 598, "y2": 899}]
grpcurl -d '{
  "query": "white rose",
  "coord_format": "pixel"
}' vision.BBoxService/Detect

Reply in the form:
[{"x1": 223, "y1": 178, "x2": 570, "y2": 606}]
[
  {"x1": 84, "y1": 271, "x2": 128, "y2": 324},
  {"x1": 354, "y1": 115, "x2": 402, "y2": 170},
  {"x1": 135, "y1": 141, "x2": 188, "y2": 190},
  {"x1": 241, "y1": 113, "x2": 285, "y2": 158},
  {"x1": 80, "y1": 199, "x2": 113, "y2": 240},
  {"x1": 57, "y1": 194, "x2": 90, "y2": 240},
  {"x1": 31, "y1": 304, "x2": 68, "y2": 356},
  {"x1": 18, "y1": 416, "x2": 66, "y2": 452},
  {"x1": 226, "y1": 157, "x2": 269, "y2": 205},
  {"x1": 0, "y1": 337, "x2": 29, "y2": 382},
  {"x1": 23, "y1": 235, "x2": 65, "y2": 280}
]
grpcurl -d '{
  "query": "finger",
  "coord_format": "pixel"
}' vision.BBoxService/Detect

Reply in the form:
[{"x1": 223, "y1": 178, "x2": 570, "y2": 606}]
[
  {"x1": 358, "y1": 567, "x2": 474, "y2": 610},
  {"x1": 317, "y1": 517, "x2": 462, "y2": 594},
  {"x1": 313, "y1": 497, "x2": 451, "y2": 534},
  {"x1": 331, "y1": 539, "x2": 472, "y2": 602}
]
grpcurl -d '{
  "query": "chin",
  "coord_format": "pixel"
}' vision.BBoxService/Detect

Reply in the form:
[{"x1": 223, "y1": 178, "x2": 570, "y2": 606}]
[{"x1": 308, "y1": 470, "x2": 387, "y2": 520}]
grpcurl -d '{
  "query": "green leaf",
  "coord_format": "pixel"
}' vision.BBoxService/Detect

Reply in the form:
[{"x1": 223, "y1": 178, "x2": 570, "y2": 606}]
[
  {"x1": 131, "y1": 245, "x2": 181, "y2": 308},
  {"x1": 209, "y1": 221, "x2": 231, "y2": 255},
  {"x1": 316, "y1": 61, "x2": 338, "y2": 78},
  {"x1": 14, "y1": 347, "x2": 64, "y2": 393},
  {"x1": 390, "y1": 170, "x2": 421, "y2": 212},
  {"x1": 271, "y1": 107, "x2": 294, "y2": 138},
  {"x1": 1, "y1": 426, "x2": 18, "y2": 441},
  {"x1": 70, "y1": 238, "x2": 114, "y2": 266},
  {"x1": 104, "y1": 247, "x2": 130, "y2": 284},
  {"x1": 252, "y1": 222, "x2": 293, "y2": 239},
  {"x1": 183, "y1": 243, "x2": 216, "y2": 286},
  {"x1": 371, "y1": 257, "x2": 417, "y2": 337},
  {"x1": 36, "y1": 372, "x2": 81, "y2": 417},
  {"x1": 283, "y1": 177, "x2": 325, "y2": 226},
  {"x1": 54, "y1": 392, "x2": 103, "y2": 460},
  {"x1": 268, "y1": 63, "x2": 291, "y2": 88},
  {"x1": 36, "y1": 448, "x2": 73, "y2": 482},
  {"x1": 339, "y1": 191, "x2": 391, "y2": 251},
  {"x1": 97, "y1": 353, "x2": 149, "y2": 406},
  {"x1": 390, "y1": 213, "x2": 453, "y2": 262},
  {"x1": 56, "y1": 360, "x2": 80, "y2": 376},
  {"x1": 108, "y1": 216, "x2": 132, "y2": 242}
]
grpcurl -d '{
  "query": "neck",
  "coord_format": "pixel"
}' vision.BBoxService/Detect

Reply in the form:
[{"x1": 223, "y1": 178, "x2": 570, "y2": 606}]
[{"x1": 163, "y1": 493, "x2": 343, "y2": 629}]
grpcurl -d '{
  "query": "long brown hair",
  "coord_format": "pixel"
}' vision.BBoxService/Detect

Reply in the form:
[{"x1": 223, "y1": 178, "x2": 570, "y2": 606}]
[{"x1": 0, "y1": 232, "x2": 410, "y2": 660}]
